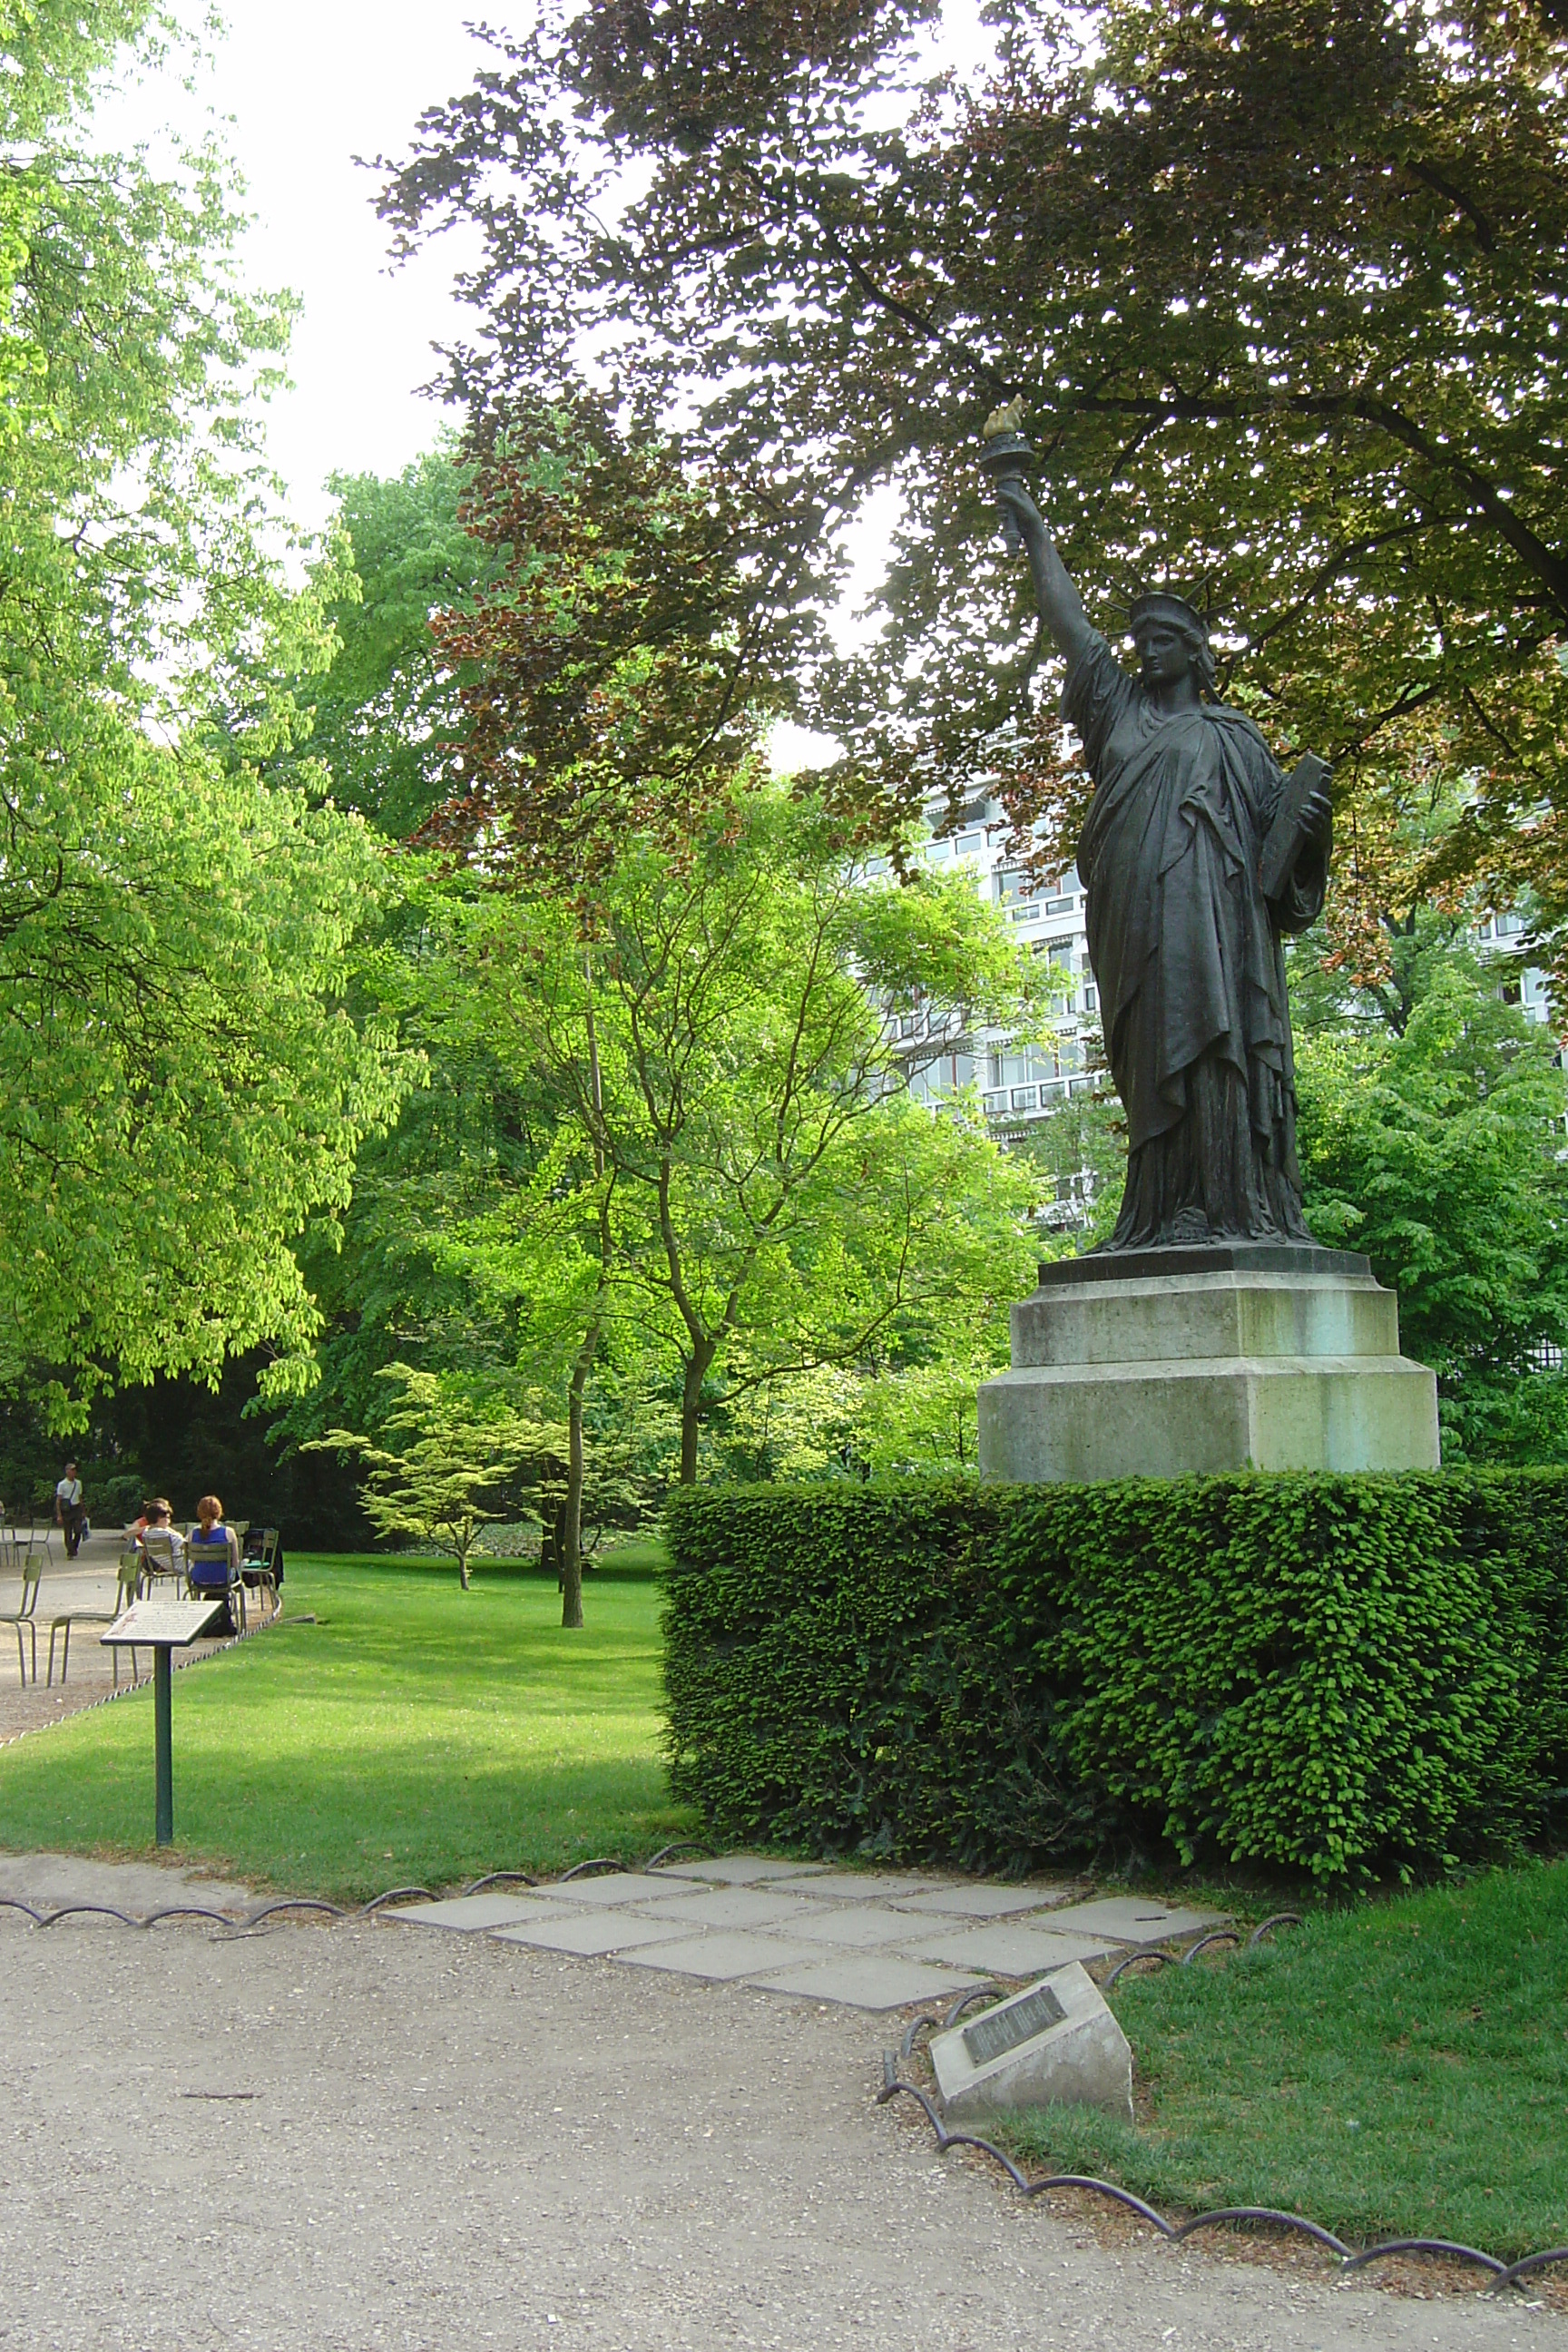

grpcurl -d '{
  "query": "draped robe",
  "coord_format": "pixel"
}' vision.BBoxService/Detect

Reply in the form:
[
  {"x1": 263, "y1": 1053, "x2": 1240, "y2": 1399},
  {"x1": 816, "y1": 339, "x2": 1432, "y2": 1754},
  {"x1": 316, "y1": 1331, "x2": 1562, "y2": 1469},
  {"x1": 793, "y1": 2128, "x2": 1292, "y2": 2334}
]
[{"x1": 1063, "y1": 632, "x2": 1328, "y2": 1250}]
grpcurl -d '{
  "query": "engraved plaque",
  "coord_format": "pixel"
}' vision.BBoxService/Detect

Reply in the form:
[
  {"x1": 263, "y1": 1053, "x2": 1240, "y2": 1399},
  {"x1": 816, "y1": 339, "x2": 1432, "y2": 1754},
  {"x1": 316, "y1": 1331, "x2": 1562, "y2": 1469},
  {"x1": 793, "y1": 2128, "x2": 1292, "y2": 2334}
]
[
  {"x1": 101, "y1": 1597, "x2": 226, "y2": 1647},
  {"x1": 962, "y1": 1980, "x2": 1066, "y2": 2067}
]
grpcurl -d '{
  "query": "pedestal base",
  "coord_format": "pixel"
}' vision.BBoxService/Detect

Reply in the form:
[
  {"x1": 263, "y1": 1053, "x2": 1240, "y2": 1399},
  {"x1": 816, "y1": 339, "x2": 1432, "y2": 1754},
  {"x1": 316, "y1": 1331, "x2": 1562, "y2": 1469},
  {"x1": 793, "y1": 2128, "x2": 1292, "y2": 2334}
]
[{"x1": 977, "y1": 1245, "x2": 1440, "y2": 1484}]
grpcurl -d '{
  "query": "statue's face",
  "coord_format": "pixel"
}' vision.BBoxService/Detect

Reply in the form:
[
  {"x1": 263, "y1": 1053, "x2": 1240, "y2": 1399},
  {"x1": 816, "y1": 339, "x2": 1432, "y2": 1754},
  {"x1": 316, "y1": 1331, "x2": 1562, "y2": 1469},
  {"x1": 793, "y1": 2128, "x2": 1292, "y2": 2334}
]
[{"x1": 1133, "y1": 622, "x2": 1193, "y2": 685}]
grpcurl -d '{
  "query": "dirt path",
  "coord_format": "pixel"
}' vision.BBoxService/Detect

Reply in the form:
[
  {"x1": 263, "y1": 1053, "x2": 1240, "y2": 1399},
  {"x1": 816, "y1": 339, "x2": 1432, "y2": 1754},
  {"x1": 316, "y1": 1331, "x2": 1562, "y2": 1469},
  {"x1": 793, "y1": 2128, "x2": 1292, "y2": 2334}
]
[{"x1": 0, "y1": 1873, "x2": 1559, "y2": 2352}]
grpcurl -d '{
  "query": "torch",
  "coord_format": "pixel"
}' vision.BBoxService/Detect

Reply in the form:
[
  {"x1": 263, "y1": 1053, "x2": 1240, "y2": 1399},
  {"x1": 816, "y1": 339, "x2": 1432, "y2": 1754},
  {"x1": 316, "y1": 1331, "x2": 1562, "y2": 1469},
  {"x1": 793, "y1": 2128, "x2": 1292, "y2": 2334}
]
[{"x1": 977, "y1": 397, "x2": 1034, "y2": 554}]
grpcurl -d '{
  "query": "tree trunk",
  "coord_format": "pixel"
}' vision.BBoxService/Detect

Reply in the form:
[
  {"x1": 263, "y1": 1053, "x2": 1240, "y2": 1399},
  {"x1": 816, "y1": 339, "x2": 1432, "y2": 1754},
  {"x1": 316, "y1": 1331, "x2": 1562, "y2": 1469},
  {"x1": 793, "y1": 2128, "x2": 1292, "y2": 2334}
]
[
  {"x1": 561, "y1": 952, "x2": 612, "y2": 1626},
  {"x1": 456, "y1": 1538, "x2": 472, "y2": 1592},
  {"x1": 561, "y1": 1340, "x2": 595, "y2": 1629},
  {"x1": 679, "y1": 1339, "x2": 717, "y2": 1485}
]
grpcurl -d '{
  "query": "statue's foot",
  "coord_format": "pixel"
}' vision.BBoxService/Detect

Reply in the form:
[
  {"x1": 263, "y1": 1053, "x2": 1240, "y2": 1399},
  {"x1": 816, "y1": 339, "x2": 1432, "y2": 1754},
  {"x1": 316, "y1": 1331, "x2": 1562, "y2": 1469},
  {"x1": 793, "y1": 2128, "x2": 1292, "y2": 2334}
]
[{"x1": 1168, "y1": 1208, "x2": 1210, "y2": 1243}]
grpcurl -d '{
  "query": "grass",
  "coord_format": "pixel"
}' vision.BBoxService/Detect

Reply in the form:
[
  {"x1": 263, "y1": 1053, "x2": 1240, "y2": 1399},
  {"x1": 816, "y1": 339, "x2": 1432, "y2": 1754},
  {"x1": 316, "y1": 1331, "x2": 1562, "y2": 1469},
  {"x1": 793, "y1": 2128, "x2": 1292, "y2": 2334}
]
[
  {"x1": 996, "y1": 1862, "x2": 1568, "y2": 2259},
  {"x1": 0, "y1": 1549, "x2": 694, "y2": 1900}
]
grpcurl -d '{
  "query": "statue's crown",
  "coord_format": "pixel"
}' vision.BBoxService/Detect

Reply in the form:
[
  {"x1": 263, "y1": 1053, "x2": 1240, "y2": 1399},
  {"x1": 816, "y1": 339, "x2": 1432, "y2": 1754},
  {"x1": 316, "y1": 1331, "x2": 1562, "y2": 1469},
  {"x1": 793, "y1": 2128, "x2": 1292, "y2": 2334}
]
[{"x1": 1128, "y1": 590, "x2": 1210, "y2": 642}]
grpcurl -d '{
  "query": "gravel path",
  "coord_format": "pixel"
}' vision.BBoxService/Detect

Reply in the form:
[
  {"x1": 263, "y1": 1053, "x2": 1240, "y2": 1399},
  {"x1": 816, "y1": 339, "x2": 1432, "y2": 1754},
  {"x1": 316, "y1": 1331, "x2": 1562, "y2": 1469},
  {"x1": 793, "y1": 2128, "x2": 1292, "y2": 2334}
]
[{"x1": 0, "y1": 1872, "x2": 1560, "y2": 2352}]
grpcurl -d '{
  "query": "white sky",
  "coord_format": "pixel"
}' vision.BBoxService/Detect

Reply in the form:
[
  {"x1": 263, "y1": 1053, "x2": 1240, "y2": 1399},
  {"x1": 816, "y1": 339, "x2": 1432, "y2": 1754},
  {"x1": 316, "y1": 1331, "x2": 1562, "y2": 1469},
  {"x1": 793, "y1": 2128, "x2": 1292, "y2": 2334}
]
[
  {"x1": 97, "y1": 0, "x2": 997, "y2": 768},
  {"x1": 99, "y1": 2, "x2": 495, "y2": 526}
]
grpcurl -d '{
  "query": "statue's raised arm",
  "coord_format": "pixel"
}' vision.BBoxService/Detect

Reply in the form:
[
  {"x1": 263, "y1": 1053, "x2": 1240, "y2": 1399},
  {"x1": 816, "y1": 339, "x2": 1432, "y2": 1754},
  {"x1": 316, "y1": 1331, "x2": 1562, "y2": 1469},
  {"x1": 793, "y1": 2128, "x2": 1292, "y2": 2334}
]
[
  {"x1": 977, "y1": 400, "x2": 1094, "y2": 671},
  {"x1": 993, "y1": 474, "x2": 1095, "y2": 672}
]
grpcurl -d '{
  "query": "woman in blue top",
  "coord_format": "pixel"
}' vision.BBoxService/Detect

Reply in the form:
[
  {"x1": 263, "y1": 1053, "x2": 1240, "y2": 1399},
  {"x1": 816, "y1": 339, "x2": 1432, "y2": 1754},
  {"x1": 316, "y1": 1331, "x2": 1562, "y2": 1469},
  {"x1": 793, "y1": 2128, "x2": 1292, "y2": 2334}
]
[{"x1": 189, "y1": 1494, "x2": 240, "y2": 1588}]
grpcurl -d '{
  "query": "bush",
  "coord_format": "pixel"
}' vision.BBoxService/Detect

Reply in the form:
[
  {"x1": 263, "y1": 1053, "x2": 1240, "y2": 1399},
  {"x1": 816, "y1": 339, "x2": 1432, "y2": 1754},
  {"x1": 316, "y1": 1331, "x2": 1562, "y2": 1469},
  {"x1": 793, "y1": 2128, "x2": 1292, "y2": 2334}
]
[
  {"x1": 93, "y1": 1471, "x2": 149, "y2": 1528},
  {"x1": 662, "y1": 1471, "x2": 1568, "y2": 1882}
]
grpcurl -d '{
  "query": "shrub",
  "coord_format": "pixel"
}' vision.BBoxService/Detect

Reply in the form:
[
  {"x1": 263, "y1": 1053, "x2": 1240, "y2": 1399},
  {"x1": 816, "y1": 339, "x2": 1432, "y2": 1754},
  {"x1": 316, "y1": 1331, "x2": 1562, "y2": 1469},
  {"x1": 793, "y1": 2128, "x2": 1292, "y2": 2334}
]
[{"x1": 662, "y1": 1471, "x2": 1568, "y2": 1881}]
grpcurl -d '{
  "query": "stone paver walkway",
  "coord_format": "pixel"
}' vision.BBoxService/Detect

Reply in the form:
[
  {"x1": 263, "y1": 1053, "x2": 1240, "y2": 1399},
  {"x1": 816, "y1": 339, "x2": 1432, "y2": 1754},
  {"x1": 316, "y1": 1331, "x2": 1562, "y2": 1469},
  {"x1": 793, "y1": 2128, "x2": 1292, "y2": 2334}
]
[{"x1": 389, "y1": 1861, "x2": 1228, "y2": 2010}]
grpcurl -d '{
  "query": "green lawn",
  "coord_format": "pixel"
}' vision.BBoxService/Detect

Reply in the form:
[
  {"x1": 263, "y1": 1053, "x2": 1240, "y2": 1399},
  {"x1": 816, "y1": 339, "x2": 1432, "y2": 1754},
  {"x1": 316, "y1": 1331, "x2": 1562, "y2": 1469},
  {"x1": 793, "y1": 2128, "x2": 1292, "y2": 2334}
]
[
  {"x1": 0, "y1": 1552, "x2": 693, "y2": 1900},
  {"x1": 997, "y1": 1862, "x2": 1568, "y2": 2259}
]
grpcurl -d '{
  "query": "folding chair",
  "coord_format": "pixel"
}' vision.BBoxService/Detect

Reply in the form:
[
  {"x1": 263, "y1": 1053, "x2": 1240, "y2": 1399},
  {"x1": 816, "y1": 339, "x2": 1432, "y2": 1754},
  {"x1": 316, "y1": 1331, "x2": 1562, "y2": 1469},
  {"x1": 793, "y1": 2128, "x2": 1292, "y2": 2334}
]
[
  {"x1": 186, "y1": 1538, "x2": 245, "y2": 1635},
  {"x1": 0, "y1": 1558, "x2": 42, "y2": 1686},
  {"x1": 240, "y1": 1526, "x2": 280, "y2": 1621},
  {"x1": 139, "y1": 1529, "x2": 185, "y2": 1595},
  {"x1": 48, "y1": 1551, "x2": 142, "y2": 1689}
]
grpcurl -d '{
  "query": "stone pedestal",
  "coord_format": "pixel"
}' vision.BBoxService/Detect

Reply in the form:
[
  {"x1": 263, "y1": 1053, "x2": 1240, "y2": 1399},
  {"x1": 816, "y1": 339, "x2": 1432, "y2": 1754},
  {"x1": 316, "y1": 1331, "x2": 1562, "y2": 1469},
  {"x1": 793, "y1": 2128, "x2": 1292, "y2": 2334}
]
[{"x1": 977, "y1": 1242, "x2": 1440, "y2": 1484}]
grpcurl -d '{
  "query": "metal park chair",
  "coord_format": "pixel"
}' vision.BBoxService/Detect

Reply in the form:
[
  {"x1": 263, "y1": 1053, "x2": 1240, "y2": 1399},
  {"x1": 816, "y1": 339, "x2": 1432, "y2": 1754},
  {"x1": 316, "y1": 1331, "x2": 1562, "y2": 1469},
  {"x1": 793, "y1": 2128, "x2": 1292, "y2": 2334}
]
[
  {"x1": 47, "y1": 1550, "x2": 142, "y2": 1690},
  {"x1": 139, "y1": 1530, "x2": 185, "y2": 1595},
  {"x1": 186, "y1": 1537, "x2": 245, "y2": 1635},
  {"x1": 0, "y1": 1557, "x2": 42, "y2": 1686},
  {"x1": 240, "y1": 1525, "x2": 280, "y2": 1621}
]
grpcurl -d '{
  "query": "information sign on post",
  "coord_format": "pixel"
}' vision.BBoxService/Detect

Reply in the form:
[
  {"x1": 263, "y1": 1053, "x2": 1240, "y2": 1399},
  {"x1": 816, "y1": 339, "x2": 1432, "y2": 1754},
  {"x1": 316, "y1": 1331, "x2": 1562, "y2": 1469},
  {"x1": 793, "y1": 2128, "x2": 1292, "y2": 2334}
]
[{"x1": 102, "y1": 1597, "x2": 227, "y2": 1846}]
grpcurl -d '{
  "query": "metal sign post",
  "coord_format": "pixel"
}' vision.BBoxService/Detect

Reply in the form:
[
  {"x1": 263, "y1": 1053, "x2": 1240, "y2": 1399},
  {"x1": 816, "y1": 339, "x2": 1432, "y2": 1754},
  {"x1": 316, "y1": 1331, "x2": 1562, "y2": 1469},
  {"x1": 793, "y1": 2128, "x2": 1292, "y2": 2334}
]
[{"x1": 102, "y1": 1597, "x2": 227, "y2": 1847}]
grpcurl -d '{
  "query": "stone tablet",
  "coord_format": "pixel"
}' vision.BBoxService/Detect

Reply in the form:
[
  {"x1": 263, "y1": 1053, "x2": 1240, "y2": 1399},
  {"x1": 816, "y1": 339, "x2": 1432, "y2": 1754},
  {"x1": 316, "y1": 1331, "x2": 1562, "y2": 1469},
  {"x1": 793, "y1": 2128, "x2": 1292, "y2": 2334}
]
[
  {"x1": 101, "y1": 1597, "x2": 226, "y2": 1647},
  {"x1": 962, "y1": 1979, "x2": 1065, "y2": 2065},
  {"x1": 931, "y1": 1963, "x2": 1132, "y2": 2123}
]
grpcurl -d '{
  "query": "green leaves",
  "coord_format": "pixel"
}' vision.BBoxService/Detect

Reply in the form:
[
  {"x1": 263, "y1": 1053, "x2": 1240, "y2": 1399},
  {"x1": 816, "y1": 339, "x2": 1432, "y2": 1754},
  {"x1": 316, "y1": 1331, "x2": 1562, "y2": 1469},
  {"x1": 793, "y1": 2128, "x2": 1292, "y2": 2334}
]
[
  {"x1": 305, "y1": 1363, "x2": 568, "y2": 1588},
  {"x1": 1296, "y1": 958, "x2": 1568, "y2": 1455},
  {"x1": 0, "y1": 734, "x2": 411, "y2": 1423},
  {"x1": 419, "y1": 787, "x2": 1042, "y2": 1478},
  {"x1": 384, "y1": 0, "x2": 1568, "y2": 951},
  {"x1": 0, "y1": 7, "x2": 410, "y2": 1421}
]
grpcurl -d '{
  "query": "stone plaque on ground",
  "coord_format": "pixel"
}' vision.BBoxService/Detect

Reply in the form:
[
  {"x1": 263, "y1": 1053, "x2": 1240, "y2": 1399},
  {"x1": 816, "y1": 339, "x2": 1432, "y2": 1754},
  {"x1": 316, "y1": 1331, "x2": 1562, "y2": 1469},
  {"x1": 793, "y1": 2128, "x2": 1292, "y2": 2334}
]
[
  {"x1": 961, "y1": 1979, "x2": 1065, "y2": 2064},
  {"x1": 101, "y1": 1598, "x2": 226, "y2": 1647},
  {"x1": 930, "y1": 1964, "x2": 1132, "y2": 2122}
]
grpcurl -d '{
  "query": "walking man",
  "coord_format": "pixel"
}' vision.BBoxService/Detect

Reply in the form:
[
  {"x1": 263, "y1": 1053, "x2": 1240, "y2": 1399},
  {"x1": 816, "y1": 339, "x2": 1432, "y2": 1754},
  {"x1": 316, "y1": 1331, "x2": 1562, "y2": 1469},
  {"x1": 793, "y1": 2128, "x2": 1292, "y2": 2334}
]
[{"x1": 54, "y1": 1462, "x2": 86, "y2": 1560}]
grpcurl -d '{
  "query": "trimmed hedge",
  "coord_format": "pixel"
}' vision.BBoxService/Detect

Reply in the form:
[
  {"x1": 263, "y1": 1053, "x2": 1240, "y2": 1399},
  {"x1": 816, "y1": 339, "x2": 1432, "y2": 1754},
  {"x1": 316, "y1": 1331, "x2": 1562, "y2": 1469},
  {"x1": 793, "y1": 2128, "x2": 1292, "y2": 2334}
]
[{"x1": 662, "y1": 1472, "x2": 1568, "y2": 1881}]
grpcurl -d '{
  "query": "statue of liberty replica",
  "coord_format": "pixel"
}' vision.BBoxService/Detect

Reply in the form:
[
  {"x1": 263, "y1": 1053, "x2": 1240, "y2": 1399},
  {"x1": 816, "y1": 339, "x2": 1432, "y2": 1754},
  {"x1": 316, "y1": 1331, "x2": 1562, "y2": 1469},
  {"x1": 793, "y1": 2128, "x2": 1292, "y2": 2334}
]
[
  {"x1": 985, "y1": 413, "x2": 1333, "y2": 1252},
  {"x1": 974, "y1": 411, "x2": 1439, "y2": 1481}
]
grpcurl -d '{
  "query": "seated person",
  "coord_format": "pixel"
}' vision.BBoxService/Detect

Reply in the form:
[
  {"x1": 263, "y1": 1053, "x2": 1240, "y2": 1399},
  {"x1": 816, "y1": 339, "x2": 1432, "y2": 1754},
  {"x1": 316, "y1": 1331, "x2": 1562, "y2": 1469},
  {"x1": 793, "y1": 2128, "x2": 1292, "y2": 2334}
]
[
  {"x1": 137, "y1": 1500, "x2": 185, "y2": 1570},
  {"x1": 188, "y1": 1494, "x2": 240, "y2": 1588}
]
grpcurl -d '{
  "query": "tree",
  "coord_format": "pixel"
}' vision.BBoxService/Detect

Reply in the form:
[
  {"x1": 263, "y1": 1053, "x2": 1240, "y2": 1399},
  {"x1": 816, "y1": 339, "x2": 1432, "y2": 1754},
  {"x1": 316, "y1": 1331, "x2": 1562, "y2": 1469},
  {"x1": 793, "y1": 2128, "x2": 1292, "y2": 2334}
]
[
  {"x1": 432, "y1": 788, "x2": 1044, "y2": 1485},
  {"x1": 421, "y1": 395, "x2": 787, "y2": 899},
  {"x1": 1295, "y1": 956, "x2": 1568, "y2": 1457},
  {"x1": 1, "y1": 748, "x2": 411, "y2": 1424},
  {"x1": 279, "y1": 448, "x2": 490, "y2": 838},
  {"x1": 0, "y1": 8, "x2": 410, "y2": 1424},
  {"x1": 307, "y1": 1364, "x2": 564, "y2": 1589},
  {"x1": 383, "y1": 0, "x2": 1568, "y2": 959}
]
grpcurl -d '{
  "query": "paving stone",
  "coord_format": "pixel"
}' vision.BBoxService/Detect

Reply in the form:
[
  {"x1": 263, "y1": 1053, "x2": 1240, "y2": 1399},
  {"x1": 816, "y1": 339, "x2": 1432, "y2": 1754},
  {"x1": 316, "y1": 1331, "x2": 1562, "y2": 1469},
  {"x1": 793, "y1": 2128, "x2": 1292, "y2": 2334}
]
[
  {"x1": 782, "y1": 1872, "x2": 948, "y2": 1903},
  {"x1": 1040, "y1": 1896, "x2": 1230, "y2": 1944},
  {"x1": 616, "y1": 1932, "x2": 836, "y2": 1982},
  {"x1": 544, "y1": 1873, "x2": 707, "y2": 1908},
  {"x1": 654, "y1": 1857, "x2": 831, "y2": 1886},
  {"x1": 891, "y1": 1885, "x2": 1069, "y2": 1920},
  {"x1": 899, "y1": 1924, "x2": 1121, "y2": 1974},
  {"x1": 632, "y1": 1887, "x2": 816, "y2": 1930},
  {"x1": 386, "y1": 1895, "x2": 572, "y2": 1933},
  {"x1": 489, "y1": 1915, "x2": 693, "y2": 1957},
  {"x1": 768, "y1": 1904, "x2": 916, "y2": 1949},
  {"x1": 745, "y1": 1955, "x2": 990, "y2": 2011}
]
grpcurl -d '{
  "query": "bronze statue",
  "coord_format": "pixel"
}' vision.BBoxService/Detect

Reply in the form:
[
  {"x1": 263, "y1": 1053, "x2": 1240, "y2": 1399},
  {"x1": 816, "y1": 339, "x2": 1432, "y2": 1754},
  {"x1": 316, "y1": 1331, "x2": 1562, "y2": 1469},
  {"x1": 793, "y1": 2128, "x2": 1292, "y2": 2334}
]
[{"x1": 985, "y1": 435, "x2": 1333, "y2": 1251}]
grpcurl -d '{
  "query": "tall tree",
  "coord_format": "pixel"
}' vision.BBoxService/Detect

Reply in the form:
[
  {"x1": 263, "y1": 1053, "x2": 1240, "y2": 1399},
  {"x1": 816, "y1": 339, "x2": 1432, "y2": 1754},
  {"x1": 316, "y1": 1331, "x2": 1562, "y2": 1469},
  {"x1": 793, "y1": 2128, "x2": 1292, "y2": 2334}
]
[
  {"x1": 0, "y1": 5, "x2": 410, "y2": 1423},
  {"x1": 423, "y1": 789, "x2": 1044, "y2": 1489},
  {"x1": 384, "y1": 0, "x2": 1568, "y2": 958}
]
